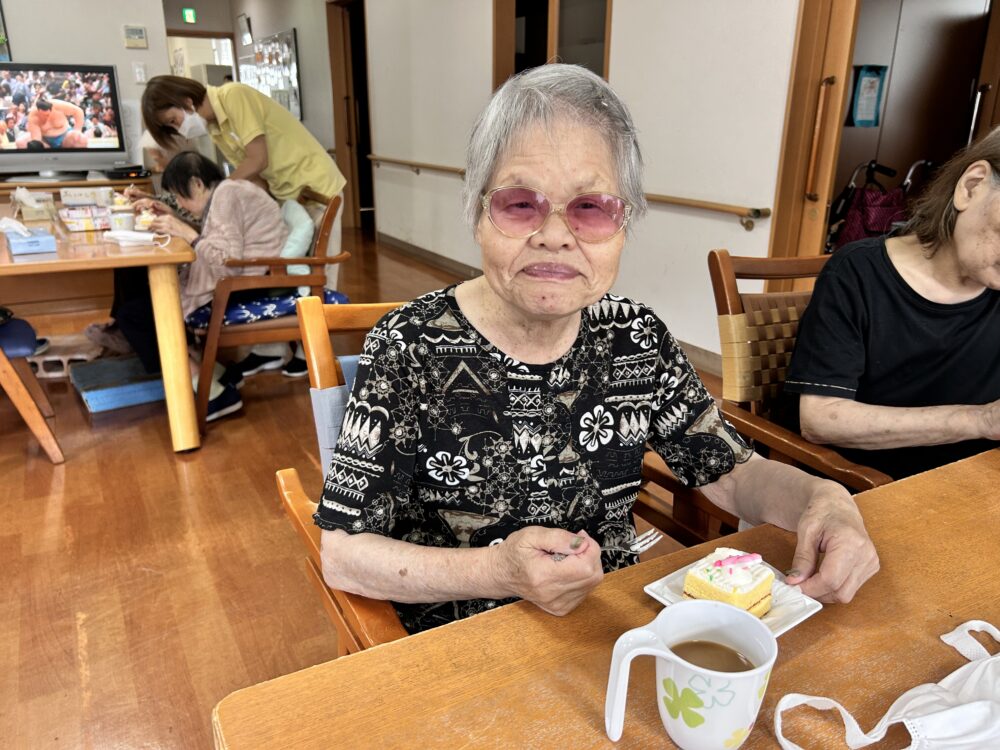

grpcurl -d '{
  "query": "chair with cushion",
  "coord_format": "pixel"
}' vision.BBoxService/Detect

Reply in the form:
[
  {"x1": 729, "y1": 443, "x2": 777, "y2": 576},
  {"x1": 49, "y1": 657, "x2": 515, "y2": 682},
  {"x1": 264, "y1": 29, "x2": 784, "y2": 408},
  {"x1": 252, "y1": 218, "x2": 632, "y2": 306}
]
[
  {"x1": 191, "y1": 190, "x2": 350, "y2": 432},
  {"x1": 706, "y1": 249, "x2": 892, "y2": 491},
  {"x1": 0, "y1": 316, "x2": 64, "y2": 464}
]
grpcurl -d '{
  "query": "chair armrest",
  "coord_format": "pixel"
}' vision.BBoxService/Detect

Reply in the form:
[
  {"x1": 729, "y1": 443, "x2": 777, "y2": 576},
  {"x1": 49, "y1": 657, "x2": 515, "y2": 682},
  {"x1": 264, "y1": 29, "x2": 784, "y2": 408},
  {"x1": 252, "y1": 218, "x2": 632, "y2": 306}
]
[
  {"x1": 275, "y1": 469, "x2": 408, "y2": 648},
  {"x1": 719, "y1": 400, "x2": 893, "y2": 491},
  {"x1": 224, "y1": 251, "x2": 352, "y2": 268},
  {"x1": 637, "y1": 452, "x2": 740, "y2": 545}
]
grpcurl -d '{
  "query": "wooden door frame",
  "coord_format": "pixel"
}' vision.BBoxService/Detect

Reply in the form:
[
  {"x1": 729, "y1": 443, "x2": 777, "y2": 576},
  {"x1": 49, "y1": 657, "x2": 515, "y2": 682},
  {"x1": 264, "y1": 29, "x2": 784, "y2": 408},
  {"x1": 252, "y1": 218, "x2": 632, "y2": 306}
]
[
  {"x1": 768, "y1": 0, "x2": 860, "y2": 283},
  {"x1": 493, "y1": 0, "x2": 613, "y2": 89},
  {"x1": 326, "y1": 1, "x2": 361, "y2": 229},
  {"x1": 974, "y1": 1, "x2": 1000, "y2": 141}
]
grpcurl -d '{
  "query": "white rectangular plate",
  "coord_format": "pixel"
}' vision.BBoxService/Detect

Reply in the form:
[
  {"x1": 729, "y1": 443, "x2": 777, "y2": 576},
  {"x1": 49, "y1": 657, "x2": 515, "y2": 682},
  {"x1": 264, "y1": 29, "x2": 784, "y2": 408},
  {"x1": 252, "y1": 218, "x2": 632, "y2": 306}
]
[{"x1": 643, "y1": 560, "x2": 822, "y2": 637}]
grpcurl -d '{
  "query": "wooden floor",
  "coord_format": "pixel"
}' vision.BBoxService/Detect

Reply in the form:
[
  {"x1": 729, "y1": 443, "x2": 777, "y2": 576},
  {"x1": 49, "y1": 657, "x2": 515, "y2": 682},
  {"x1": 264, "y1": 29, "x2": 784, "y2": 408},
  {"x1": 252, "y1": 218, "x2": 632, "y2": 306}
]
[
  {"x1": 1, "y1": 231, "x2": 717, "y2": 748},
  {"x1": 1, "y1": 229, "x2": 461, "y2": 748}
]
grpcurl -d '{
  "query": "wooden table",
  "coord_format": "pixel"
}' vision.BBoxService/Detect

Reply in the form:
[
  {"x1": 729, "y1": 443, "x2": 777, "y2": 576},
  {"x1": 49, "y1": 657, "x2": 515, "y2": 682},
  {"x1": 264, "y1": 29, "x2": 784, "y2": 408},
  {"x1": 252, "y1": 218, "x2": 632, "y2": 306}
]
[
  {"x1": 0, "y1": 215, "x2": 199, "y2": 452},
  {"x1": 213, "y1": 450, "x2": 1000, "y2": 748}
]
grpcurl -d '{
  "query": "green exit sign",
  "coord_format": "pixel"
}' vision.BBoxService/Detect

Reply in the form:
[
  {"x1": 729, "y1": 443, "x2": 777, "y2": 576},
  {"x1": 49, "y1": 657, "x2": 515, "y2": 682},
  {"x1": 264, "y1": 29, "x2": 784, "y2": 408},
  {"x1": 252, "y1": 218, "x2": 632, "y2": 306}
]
[{"x1": 181, "y1": 8, "x2": 197, "y2": 24}]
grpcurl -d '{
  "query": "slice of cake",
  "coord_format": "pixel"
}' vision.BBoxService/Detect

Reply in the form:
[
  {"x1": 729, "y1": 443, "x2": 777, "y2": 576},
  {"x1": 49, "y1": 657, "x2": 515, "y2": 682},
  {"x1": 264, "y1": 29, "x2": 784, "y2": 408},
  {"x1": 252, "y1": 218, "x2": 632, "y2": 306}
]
[{"x1": 682, "y1": 547, "x2": 774, "y2": 618}]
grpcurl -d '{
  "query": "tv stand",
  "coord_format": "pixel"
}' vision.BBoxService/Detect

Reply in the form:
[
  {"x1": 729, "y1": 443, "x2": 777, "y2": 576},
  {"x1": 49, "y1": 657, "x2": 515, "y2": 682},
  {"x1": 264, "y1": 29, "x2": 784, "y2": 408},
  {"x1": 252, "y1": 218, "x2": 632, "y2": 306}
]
[
  {"x1": 0, "y1": 174, "x2": 153, "y2": 198},
  {"x1": 9, "y1": 171, "x2": 88, "y2": 183}
]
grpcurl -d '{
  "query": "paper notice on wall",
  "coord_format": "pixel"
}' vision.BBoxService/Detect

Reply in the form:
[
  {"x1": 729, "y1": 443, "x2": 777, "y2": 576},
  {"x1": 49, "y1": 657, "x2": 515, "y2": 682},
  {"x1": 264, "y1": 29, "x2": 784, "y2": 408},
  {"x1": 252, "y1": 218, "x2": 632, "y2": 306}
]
[{"x1": 852, "y1": 65, "x2": 887, "y2": 128}]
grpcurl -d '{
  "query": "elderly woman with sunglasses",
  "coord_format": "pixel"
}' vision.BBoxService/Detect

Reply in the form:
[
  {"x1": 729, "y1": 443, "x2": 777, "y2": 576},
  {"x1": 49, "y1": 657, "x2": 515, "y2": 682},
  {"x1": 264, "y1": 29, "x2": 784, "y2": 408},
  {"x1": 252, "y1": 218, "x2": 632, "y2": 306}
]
[{"x1": 314, "y1": 65, "x2": 879, "y2": 634}]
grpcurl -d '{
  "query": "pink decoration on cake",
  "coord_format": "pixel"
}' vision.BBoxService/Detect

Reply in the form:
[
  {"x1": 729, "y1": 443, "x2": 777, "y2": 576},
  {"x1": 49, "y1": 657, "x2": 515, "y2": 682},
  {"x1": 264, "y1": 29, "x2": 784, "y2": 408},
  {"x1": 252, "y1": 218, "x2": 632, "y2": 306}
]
[{"x1": 714, "y1": 553, "x2": 762, "y2": 569}]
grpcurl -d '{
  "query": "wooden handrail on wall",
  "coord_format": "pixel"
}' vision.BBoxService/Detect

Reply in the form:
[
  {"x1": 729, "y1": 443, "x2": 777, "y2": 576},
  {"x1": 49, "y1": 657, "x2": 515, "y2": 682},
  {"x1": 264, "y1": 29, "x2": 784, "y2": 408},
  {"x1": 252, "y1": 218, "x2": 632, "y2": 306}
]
[
  {"x1": 368, "y1": 154, "x2": 466, "y2": 177},
  {"x1": 646, "y1": 193, "x2": 772, "y2": 231},
  {"x1": 368, "y1": 154, "x2": 771, "y2": 231}
]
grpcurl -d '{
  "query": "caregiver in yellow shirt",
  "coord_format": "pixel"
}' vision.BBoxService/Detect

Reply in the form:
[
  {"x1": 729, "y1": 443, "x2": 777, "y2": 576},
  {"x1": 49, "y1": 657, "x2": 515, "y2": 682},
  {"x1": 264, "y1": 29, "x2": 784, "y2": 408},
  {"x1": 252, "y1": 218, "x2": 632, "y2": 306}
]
[
  {"x1": 142, "y1": 75, "x2": 345, "y2": 203},
  {"x1": 141, "y1": 75, "x2": 347, "y2": 375}
]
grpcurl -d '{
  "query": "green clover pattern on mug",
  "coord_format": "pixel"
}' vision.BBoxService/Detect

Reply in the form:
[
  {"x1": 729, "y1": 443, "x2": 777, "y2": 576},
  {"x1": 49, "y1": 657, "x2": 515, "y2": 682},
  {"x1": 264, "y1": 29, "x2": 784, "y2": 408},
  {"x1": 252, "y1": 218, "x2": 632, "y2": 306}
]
[{"x1": 661, "y1": 678, "x2": 705, "y2": 728}]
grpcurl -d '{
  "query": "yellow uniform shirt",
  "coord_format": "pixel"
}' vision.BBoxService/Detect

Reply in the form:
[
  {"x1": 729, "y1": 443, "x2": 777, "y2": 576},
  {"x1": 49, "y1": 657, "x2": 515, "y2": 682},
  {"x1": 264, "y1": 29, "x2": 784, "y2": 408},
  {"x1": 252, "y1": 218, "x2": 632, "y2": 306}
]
[{"x1": 205, "y1": 83, "x2": 346, "y2": 202}]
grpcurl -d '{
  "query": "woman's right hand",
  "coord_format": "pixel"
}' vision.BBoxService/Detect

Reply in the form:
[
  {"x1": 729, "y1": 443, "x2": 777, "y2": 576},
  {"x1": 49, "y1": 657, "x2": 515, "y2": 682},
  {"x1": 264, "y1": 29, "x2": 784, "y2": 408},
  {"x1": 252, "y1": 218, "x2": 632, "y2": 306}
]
[
  {"x1": 493, "y1": 527, "x2": 604, "y2": 616},
  {"x1": 131, "y1": 197, "x2": 173, "y2": 215},
  {"x1": 123, "y1": 185, "x2": 155, "y2": 202}
]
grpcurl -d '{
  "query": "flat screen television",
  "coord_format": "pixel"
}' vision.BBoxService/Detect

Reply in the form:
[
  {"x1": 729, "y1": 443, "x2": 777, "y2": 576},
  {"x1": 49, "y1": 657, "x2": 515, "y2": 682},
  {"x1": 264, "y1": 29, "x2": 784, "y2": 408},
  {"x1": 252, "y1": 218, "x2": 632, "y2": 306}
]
[{"x1": 0, "y1": 62, "x2": 131, "y2": 180}]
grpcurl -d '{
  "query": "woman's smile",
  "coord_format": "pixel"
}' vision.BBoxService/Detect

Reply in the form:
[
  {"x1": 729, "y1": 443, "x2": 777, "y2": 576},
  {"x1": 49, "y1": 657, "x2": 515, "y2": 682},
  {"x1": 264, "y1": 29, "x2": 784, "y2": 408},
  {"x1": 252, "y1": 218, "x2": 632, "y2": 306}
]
[{"x1": 520, "y1": 262, "x2": 581, "y2": 280}]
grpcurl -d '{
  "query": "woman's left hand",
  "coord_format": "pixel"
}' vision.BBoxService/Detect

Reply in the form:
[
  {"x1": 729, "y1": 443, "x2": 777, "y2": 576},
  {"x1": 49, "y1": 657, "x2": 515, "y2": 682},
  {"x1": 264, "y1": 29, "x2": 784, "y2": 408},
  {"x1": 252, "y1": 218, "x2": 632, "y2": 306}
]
[
  {"x1": 784, "y1": 492, "x2": 880, "y2": 604},
  {"x1": 150, "y1": 214, "x2": 198, "y2": 245}
]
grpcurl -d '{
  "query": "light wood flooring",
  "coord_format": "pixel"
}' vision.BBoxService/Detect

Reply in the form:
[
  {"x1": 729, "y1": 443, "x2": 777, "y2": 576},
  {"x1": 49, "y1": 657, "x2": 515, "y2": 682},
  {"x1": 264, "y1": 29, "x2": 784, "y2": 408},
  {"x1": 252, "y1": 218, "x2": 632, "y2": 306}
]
[{"x1": 2, "y1": 231, "x2": 717, "y2": 748}]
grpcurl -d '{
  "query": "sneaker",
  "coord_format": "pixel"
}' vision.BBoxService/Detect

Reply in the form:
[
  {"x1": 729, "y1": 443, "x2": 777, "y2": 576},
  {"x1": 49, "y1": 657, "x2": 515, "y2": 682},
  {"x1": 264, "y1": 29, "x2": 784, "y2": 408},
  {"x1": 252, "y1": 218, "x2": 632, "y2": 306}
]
[
  {"x1": 219, "y1": 363, "x2": 245, "y2": 390},
  {"x1": 234, "y1": 352, "x2": 285, "y2": 377},
  {"x1": 206, "y1": 384, "x2": 244, "y2": 422},
  {"x1": 33, "y1": 338, "x2": 50, "y2": 356},
  {"x1": 281, "y1": 356, "x2": 309, "y2": 378}
]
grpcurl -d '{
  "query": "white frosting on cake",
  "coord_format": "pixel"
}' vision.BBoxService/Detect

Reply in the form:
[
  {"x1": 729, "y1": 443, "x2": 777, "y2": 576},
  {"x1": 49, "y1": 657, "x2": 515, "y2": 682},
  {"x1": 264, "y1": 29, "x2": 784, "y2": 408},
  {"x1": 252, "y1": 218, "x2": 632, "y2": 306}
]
[{"x1": 686, "y1": 547, "x2": 773, "y2": 593}]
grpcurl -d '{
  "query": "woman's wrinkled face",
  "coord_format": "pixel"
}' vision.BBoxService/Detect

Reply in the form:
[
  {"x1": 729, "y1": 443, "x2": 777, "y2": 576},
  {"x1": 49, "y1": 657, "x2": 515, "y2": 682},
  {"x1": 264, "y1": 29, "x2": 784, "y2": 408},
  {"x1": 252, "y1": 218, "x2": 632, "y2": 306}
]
[
  {"x1": 475, "y1": 119, "x2": 626, "y2": 322},
  {"x1": 952, "y1": 162, "x2": 1000, "y2": 289}
]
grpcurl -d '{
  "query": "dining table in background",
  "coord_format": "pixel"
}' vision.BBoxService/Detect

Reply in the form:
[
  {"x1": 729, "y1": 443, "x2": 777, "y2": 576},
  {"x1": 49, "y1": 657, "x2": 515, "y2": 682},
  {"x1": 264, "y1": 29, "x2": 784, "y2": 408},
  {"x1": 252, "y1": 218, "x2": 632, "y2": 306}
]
[
  {"x1": 0, "y1": 210, "x2": 199, "y2": 452},
  {"x1": 212, "y1": 450, "x2": 1000, "y2": 749}
]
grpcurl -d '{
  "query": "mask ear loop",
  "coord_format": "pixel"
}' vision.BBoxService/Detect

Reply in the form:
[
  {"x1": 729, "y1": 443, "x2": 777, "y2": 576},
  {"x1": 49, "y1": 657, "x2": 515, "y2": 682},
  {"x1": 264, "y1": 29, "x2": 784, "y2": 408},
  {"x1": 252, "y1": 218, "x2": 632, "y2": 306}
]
[{"x1": 153, "y1": 233, "x2": 171, "y2": 249}]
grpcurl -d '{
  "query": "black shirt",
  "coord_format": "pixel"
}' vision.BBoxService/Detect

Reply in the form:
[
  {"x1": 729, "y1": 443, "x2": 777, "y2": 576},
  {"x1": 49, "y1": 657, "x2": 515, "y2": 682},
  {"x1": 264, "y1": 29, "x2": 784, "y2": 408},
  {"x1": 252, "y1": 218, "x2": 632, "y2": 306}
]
[
  {"x1": 784, "y1": 237, "x2": 1000, "y2": 478},
  {"x1": 315, "y1": 286, "x2": 752, "y2": 633}
]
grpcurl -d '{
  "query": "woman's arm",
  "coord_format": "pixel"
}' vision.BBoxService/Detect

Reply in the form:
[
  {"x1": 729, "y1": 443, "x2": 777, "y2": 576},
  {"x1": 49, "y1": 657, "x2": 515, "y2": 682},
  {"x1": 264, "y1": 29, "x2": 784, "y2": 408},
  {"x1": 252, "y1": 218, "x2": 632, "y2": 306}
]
[
  {"x1": 228, "y1": 135, "x2": 268, "y2": 183},
  {"x1": 800, "y1": 394, "x2": 1000, "y2": 449},
  {"x1": 699, "y1": 454, "x2": 879, "y2": 603},
  {"x1": 320, "y1": 525, "x2": 604, "y2": 616}
]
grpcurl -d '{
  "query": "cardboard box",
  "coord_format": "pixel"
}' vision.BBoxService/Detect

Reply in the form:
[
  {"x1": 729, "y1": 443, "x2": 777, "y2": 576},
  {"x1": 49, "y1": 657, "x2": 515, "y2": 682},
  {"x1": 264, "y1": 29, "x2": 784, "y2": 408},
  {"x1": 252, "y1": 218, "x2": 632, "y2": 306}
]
[
  {"x1": 59, "y1": 206, "x2": 111, "y2": 232},
  {"x1": 60, "y1": 186, "x2": 115, "y2": 206},
  {"x1": 4, "y1": 228, "x2": 58, "y2": 255}
]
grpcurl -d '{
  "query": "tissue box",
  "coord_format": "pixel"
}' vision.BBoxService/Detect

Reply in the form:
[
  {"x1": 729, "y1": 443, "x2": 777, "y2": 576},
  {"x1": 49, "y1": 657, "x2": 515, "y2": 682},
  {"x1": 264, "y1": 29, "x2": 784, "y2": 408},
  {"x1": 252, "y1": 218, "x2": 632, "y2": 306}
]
[
  {"x1": 60, "y1": 186, "x2": 114, "y2": 207},
  {"x1": 5, "y1": 228, "x2": 58, "y2": 255},
  {"x1": 59, "y1": 206, "x2": 111, "y2": 231}
]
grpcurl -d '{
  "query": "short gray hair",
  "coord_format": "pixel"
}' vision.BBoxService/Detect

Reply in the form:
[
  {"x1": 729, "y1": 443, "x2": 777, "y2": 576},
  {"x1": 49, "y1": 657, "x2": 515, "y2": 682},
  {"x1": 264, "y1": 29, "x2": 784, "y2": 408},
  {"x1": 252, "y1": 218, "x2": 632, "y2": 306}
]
[{"x1": 463, "y1": 64, "x2": 646, "y2": 232}]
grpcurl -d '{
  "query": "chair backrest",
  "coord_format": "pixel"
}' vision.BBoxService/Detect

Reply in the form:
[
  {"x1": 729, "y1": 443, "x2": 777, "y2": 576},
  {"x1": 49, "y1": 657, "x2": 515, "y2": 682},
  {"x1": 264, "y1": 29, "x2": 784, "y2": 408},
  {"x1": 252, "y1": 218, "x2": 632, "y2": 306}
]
[
  {"x1": 278, "y1": 296, "x2": 408, "y2": 652},
  {"x1": 708, "y1": 250, "x2": 828, "y2": 415},
  {"x1": 298, "y1": 189, "x2": 342, "y2": 262}
]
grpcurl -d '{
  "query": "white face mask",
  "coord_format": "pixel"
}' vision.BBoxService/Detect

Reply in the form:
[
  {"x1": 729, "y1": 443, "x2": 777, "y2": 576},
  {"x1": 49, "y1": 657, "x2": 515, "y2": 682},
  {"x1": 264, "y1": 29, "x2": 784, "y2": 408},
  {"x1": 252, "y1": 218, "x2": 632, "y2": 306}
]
[
  {"x1": 177, "y1": 109, "x2": 208, "y2": 139},
  {"x1": 775, "y1": 620, "x2": 1000, "y2": 749}
]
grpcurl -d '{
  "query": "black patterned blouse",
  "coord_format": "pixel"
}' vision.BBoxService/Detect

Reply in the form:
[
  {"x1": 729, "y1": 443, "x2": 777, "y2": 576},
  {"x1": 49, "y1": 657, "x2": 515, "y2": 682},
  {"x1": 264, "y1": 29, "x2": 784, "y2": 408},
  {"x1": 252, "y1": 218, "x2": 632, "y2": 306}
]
[{"x1": 315, "y1": 286, "x2": 752, "y2": 633}]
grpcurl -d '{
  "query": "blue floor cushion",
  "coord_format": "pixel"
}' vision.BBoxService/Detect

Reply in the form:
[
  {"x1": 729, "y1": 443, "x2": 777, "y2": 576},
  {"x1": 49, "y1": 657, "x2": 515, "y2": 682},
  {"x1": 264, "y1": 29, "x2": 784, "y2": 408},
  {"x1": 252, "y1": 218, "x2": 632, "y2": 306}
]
[
  {"x1": 186, "y1": 288, "x2": 349, "y2": 329},
  {"x1": 0, "y1": 318, "x2": 39, "y2": 357}
]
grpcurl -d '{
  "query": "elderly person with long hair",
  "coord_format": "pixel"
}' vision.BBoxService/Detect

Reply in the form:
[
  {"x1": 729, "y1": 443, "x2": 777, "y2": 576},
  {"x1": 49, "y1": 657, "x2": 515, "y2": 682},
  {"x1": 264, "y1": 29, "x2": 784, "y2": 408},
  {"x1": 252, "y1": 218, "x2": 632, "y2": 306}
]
[
  {"x1": 315, "y1": 65, "x2": 879, "y2": 634},
  {"x1": 786, "y1": 129, "x2": 1000, "y2": 479}
]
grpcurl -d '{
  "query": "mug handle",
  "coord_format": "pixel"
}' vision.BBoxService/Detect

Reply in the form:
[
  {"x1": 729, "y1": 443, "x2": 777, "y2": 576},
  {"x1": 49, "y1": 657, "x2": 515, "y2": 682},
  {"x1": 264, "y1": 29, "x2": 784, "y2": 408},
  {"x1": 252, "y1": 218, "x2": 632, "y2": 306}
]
[{"x1": 605, "y1": 625, "x2": 675, "y2": 741}]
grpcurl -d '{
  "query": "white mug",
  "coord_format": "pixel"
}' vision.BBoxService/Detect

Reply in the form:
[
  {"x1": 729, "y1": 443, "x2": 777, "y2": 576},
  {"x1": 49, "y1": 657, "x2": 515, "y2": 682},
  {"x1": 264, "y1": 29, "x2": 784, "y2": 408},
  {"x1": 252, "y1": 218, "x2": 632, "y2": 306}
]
[
  {"x1": 606, "y1": 600, "x2": 777, "y2": 749},
  {"x1": 110, "y1": 210, "x2": 136, "y2": 231}
]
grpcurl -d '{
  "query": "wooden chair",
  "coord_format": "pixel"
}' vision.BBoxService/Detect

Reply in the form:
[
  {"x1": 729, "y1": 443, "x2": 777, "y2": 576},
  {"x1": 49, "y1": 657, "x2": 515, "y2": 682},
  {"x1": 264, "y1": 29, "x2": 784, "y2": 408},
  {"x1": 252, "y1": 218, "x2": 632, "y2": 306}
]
[
  {"x1": 277, "y1": 297, "x2": 409, "y2": 654},
  {"x1": 193, "y1": 191, "x2": 350, "y2": 433},
  {"x1": 707, "y1": 249, "x2": 892, "y2": 491},
  {"x1": 0, "y1": 318, "x2": 64, "y2": 464}
]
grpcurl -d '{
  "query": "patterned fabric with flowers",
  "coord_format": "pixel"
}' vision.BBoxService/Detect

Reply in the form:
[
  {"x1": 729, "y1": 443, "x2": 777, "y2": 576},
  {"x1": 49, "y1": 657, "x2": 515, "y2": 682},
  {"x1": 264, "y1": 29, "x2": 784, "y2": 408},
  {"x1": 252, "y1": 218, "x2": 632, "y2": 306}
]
[{"x1": 314, "y1": 286, "x2": 752, "y2": 633}]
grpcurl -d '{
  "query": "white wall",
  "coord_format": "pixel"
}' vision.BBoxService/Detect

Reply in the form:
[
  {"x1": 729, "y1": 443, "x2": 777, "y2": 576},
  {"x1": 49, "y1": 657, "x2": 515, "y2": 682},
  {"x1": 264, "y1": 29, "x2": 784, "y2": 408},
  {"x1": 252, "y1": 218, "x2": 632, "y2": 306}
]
[
  {"x1": 366, "y1": 0, "x2": 493, "y2": 269},
  {"x1": 227, "y1": 0, "x2": 335, "y2": 149},
  {"x1": 4, "y1": 0, "x2": 172, "y2": 163},
  {"x1": 365, "y1": 0, "x2": 800, "y2": 354},
  {"x1": 609, "y1": 0, "x2": 799, "y2": 352},
  {"x1": 162, "y1": 0, "x2": 234, "y2": 34}
]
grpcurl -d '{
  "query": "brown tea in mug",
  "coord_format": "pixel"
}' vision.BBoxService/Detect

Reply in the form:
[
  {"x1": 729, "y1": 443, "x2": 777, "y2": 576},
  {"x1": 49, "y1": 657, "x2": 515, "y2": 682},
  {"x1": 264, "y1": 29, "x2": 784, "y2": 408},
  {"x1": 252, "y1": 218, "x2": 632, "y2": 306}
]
[{"x1": 669, "y1": 640, "x2": 755, "y2": 672}]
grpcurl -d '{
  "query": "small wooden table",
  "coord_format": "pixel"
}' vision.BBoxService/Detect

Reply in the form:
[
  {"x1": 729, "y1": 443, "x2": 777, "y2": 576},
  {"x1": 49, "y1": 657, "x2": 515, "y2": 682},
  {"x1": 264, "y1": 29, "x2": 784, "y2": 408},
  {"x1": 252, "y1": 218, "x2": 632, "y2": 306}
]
[
  {"x1": 0, "y1": 216, "x2": 199, "y2": 452},
  {"x1": 213, "y1": 450, "x2": 1000, "y2": 748}
]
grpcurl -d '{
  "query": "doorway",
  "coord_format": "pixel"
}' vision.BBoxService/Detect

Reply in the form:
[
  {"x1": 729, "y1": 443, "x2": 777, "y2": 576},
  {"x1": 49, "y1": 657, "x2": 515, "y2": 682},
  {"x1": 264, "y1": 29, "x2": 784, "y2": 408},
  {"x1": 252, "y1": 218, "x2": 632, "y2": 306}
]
[
  {"x1": 327, "y1": 0, "x2": 375, "y2": 234},
  {"x1": 770, "y1": 0, "x2": 996, "y2": 265},
  {"x1": 164, "y1": 31, "x2": 237, "y2": 84}
]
